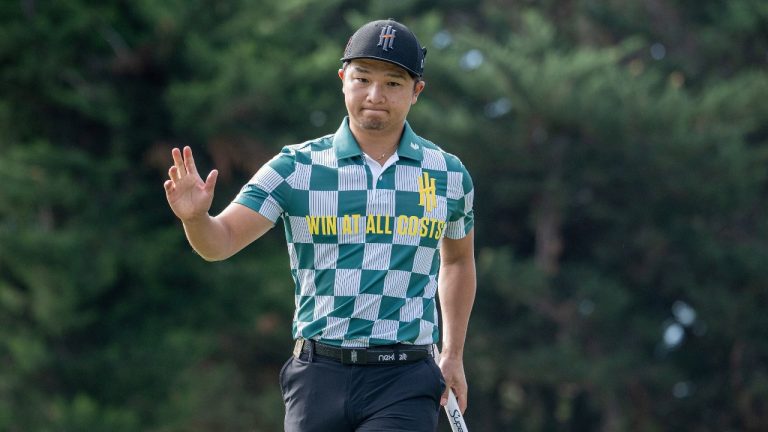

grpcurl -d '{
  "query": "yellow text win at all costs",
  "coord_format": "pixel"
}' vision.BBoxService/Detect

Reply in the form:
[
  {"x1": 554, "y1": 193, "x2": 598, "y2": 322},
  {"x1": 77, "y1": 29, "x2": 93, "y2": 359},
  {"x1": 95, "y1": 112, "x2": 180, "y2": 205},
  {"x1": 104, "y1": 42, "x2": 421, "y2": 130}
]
[{"x1": 306, "y1": 215, "x2": 446, "y2": 239}]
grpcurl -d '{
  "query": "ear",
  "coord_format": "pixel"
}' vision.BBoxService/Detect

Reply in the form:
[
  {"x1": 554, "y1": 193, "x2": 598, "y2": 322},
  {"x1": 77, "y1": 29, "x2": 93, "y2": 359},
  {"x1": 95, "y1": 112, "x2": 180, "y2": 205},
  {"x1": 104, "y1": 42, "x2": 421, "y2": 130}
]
[
  {"x1": 412, "y1": 80, "x2": 426, "y2": 104},
  {"x1": 338, "y1": 69, "x2": 346, "y2": 93}
]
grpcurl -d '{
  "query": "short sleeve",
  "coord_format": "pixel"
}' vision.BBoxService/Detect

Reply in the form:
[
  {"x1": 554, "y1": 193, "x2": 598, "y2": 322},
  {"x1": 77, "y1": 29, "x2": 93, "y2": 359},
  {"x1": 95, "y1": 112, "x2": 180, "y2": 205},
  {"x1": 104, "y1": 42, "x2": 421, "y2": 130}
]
[
  {"x1": 443, "y1": 162, "x2": 474, "y2": 239},
  {"x1": 233, "y1": 146, "x2": 296, "y2": 223}
]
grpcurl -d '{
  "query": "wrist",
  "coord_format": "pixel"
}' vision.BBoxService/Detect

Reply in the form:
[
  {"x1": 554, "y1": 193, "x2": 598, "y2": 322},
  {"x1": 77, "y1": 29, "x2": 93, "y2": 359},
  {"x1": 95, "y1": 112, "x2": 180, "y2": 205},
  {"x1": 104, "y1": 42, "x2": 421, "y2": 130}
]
[
  {"x1": 439, "y1": 346, "x2": 464, "y2": 360},
  {"x1": 181, "y1": 212, "x2": 211, "y2": 225}
]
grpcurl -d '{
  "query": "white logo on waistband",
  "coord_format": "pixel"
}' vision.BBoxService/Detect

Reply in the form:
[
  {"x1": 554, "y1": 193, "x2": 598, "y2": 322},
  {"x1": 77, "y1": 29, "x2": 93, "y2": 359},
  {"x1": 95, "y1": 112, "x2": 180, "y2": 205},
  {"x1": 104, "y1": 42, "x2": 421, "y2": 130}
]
[
  {"x1": 378, "y1": 353, "x2": 396, "y2": 362},
  {"x1": 350, "y1": 350, "x2": 358, "y2": 363}
]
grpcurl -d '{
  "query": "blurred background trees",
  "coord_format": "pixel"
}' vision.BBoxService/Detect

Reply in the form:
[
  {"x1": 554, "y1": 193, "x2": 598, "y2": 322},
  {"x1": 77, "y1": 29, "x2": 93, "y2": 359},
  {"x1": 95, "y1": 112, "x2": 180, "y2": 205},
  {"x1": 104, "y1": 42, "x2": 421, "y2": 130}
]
[{"x1": 1, "y1": 0, "x2": 767, "y2": 430}]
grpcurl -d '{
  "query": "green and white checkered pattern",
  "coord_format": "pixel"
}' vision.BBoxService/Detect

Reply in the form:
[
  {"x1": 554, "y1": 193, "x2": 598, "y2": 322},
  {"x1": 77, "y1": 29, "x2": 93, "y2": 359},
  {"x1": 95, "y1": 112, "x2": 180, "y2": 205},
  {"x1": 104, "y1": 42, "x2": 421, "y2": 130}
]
[{"x1": 235, "y1": 118, "x2": 474, "y2": 348}]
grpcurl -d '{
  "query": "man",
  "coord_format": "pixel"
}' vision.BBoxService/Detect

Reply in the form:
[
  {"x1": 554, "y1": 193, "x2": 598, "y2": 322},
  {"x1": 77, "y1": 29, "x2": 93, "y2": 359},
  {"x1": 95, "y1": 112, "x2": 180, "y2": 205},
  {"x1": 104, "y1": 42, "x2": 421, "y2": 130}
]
[{"x1": 164, "y1": 19, "x2": 476, "y2": 432}]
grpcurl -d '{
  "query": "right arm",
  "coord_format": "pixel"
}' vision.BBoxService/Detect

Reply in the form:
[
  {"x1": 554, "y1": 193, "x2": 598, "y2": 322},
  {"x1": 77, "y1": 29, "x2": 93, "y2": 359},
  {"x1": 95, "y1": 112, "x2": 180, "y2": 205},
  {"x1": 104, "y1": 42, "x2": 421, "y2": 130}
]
[{"x1": 164, "y1": 146, "x2": 274, "y2": 261}]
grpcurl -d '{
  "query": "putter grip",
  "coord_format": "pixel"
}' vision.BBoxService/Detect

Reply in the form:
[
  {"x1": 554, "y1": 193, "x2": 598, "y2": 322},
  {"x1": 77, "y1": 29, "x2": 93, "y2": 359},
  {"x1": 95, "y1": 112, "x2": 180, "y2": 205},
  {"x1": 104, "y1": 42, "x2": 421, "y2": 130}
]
[
  {"x1": 432, "y1": 345, "x2": 469, "y2": 431},
  {"x1": 444, "y1": 390, "x2": 468, "y2": 432}
]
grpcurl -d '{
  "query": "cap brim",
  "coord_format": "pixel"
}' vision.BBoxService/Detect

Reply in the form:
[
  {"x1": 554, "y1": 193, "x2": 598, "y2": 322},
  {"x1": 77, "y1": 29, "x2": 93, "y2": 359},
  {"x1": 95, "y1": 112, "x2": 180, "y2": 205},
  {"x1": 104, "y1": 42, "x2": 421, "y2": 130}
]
[{"x1": 340, "y1": 55, "x2": 421, "y2": 77}]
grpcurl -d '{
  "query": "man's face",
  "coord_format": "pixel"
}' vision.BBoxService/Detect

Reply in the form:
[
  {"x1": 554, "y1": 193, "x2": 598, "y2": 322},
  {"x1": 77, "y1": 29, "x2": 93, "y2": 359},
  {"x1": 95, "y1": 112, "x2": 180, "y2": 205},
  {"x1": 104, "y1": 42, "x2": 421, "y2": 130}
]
[{"x1": 339, "y1": 59, "x2": 425, "y2": 134}]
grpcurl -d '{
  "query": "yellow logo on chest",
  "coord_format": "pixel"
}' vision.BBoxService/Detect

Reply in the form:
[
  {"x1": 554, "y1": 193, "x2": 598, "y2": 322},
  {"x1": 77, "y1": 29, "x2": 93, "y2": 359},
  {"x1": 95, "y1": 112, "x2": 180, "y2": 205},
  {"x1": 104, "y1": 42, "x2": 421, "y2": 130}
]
[{"x1": 418, "y1": 172, "x2": 437, "y2": 212}]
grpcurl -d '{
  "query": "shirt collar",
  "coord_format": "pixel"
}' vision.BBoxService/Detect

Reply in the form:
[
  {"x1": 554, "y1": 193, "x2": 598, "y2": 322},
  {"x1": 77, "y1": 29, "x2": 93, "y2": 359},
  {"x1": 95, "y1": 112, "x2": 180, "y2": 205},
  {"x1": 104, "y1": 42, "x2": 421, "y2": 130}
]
[{"x1": 333, "y1": 117, "x2": 424, "y2": 162}]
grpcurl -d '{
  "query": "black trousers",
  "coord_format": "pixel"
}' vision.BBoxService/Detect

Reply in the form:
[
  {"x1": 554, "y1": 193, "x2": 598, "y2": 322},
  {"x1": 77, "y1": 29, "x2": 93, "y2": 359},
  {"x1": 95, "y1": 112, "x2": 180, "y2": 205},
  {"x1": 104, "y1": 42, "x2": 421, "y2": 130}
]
[{"x1": 280, "y1": 346, "x2": 445, "y2": 432}]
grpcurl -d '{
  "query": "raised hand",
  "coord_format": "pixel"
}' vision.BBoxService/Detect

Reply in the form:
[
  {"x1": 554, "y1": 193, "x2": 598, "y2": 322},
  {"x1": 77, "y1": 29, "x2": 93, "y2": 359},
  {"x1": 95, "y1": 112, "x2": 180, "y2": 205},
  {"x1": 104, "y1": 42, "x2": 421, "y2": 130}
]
[{"x1": 164, "y1": 146, "x2": 219, "y2": 222}]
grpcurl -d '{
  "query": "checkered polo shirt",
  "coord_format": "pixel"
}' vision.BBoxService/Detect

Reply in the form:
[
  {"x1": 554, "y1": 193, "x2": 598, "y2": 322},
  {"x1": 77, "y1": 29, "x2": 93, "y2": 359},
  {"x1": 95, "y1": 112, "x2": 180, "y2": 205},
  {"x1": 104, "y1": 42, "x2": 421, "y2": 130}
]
[{"x1": 234, "y1": 118, "x2": 474, "y2": 348}]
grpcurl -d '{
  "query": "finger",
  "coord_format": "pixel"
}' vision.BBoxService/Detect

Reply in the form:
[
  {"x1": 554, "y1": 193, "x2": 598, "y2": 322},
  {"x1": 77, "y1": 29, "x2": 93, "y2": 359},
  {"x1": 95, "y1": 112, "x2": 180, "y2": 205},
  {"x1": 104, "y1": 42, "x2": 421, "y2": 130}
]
[
  {"x1": 204, "y1": 169, "x2": 219, "y2": 194},
  {"x1": 163, "y1": 179, "x2": 175, "y2": 193},
  {"x1": 456, "y1": 387, "x2": 468, "y2": 413},
  {"x1": 183, "y1": 146, "x2": 200, "y2": 178},
  {"x1": 451, "y1": 379, "x2": 468, "y2": 412},
  {"x1": 440, "y1": 386, "x2": 449, "y2": 407},
  {"x1": 169, "y1": 166, "x2": 180, "y2": 182},
  {"x1": 171, "y1": 147, "x2": 186, "y2": 177}
]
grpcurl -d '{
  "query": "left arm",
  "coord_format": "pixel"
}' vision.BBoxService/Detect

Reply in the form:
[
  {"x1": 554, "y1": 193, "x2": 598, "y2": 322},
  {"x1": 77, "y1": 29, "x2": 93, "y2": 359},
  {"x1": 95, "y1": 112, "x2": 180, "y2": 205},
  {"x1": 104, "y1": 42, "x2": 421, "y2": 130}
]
[{"x1": 437, "y1": 228, "x2": 476, "y2": 413}]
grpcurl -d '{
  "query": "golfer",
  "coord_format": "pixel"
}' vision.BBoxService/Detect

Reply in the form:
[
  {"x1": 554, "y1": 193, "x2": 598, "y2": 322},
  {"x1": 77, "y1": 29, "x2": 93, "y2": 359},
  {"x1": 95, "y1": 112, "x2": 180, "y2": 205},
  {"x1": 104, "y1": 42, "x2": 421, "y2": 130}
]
[{"x1": 164, "y1": 19, "x2": 476, "y2": 432}]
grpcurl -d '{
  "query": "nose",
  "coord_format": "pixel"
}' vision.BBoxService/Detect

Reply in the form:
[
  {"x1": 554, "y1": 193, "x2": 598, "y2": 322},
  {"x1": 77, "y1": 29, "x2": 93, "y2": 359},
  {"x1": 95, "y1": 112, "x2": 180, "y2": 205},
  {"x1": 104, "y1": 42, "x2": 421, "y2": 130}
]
[{"x1": 366, "y1": 82, "x2": 386, "y2": 104}]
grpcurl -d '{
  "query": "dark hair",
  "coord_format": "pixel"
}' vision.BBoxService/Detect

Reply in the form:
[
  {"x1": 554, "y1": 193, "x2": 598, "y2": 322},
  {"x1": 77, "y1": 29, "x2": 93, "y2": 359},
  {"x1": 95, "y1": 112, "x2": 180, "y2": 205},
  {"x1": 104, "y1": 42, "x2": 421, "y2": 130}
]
[{"x1": 342, "y1": 61, "x2": 423, "y2": 88}]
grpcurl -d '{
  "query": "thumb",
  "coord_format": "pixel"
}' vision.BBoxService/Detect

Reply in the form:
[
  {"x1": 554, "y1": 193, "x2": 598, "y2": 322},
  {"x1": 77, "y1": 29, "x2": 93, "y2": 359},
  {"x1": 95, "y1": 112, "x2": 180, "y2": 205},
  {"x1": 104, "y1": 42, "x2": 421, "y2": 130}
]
[
  {"x1": 440, "y1": 386, "x2": 449, "y2": 407},
  {"x1": 204, "y1": 169, "x2": 219, "y2": 194}
]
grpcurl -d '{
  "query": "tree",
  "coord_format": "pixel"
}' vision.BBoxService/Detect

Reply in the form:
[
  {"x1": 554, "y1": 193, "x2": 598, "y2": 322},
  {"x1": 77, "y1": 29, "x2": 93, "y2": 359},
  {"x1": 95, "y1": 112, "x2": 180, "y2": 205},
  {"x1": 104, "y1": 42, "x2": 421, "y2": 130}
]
[
  {"x1": 413, "y1": 7, "x2": 768, "y2": 431},
  {"x1": 2, "y1": 0, "x2": 767, "y2": 430}
]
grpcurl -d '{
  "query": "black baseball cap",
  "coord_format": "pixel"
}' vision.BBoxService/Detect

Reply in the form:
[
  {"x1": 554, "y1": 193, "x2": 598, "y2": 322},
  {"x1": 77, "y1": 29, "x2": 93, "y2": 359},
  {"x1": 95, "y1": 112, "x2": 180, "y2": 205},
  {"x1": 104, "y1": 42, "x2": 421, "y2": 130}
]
[{"x1": 341, "y1": 19, "x2": 427, "y2": 78}]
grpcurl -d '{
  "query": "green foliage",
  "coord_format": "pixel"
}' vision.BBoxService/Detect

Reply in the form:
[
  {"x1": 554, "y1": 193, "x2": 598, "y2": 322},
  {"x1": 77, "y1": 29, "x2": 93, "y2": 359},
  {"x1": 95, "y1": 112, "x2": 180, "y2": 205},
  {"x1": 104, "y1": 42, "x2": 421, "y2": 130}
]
[
  {"x1": 1, "y1": 0, "x2": 767, "y2": 431},
  {"x1": 416, "y1": 6, "x2": 768, "y2": 431}
]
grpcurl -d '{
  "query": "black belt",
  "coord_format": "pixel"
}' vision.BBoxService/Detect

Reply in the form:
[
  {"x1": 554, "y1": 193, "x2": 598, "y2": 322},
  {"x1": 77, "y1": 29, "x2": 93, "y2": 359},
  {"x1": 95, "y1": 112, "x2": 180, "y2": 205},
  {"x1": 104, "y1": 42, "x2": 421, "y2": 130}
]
[{"x1": 293, "y1": 338, "x2": 433, "y2": 365}]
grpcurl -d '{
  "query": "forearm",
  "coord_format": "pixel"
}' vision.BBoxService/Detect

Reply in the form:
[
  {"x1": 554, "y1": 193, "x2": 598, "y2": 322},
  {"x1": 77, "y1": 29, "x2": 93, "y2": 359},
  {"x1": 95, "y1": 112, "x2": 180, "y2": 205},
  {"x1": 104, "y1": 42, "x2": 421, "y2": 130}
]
[
  {"x1": 182, "y1": 214, "x2": 234, "y2": 261},
  {"x1": 438, "y1": 256, "x2": 476, "y2": 359}
]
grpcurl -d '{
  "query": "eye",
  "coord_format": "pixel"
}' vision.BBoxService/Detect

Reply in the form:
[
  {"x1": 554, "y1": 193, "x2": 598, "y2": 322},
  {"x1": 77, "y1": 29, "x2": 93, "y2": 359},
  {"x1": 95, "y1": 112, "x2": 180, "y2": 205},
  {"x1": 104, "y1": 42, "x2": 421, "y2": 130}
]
[
  {"x1": 387, "y1": 81, "x2": 402, "y2": 87},
  {"x1": 354, "y1": 77, "x2": 369, "y2": 84}
]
